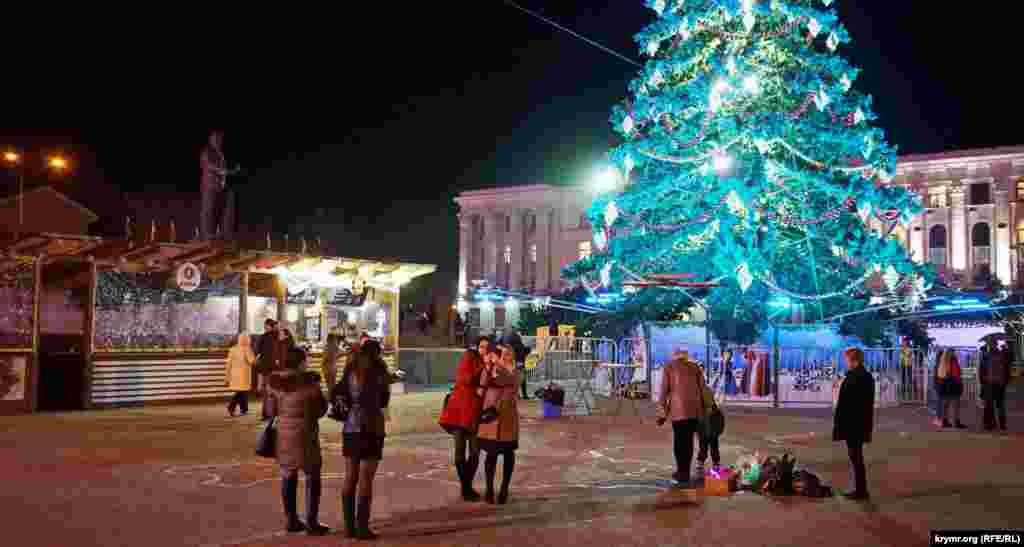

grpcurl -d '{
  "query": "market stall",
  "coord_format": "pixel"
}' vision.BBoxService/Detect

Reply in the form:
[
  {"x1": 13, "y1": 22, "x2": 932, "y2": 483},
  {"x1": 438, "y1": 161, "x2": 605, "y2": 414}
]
[{"x1": 0, "y1": 230, "x2": 435, "y2": 414}]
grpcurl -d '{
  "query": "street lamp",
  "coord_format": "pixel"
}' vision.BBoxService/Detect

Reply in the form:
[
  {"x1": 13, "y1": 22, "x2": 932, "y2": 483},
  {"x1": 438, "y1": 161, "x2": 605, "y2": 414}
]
[
  {"x1": 593, "y1": 166, "x2": 619, "y2": 192},
  {"x1": 2, "y1": 151, "x2": 70, "y2": 232}
]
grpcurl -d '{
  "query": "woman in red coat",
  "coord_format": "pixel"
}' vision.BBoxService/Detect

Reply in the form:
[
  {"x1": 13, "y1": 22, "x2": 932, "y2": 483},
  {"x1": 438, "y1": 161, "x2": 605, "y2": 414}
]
[{"x1": 438, "y1": 335, "x2": 491, "y2": 501}]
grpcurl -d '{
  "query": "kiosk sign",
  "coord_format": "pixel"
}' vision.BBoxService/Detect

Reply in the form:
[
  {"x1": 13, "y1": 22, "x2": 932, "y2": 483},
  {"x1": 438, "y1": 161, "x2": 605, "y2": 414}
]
[{"x1": 176, "y1": 263, "x2": 202, "y2": 292}]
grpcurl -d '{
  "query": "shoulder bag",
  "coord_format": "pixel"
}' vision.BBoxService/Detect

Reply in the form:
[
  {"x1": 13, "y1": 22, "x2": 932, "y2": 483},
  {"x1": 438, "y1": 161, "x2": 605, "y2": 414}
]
[{"x1": 256, "y1": 417, "x2": 277, "y2": 458}]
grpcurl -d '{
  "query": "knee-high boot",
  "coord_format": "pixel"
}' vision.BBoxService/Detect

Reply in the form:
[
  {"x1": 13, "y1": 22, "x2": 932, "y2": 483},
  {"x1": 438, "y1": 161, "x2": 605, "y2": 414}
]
[
  {"x1": 355, "y1": 495, "x2": 378, "y2": 540},
  {"x1": 455, "y1": 462, "x2": 481, "y2": 501},
  {"x1": 281, "y1": 476, "x2": 305, "y2": 533},
  {"x1": 342, "y1": 494, "x2": 356, "y2": 538},
  {"x1": 305, "y1": 474, "x2": 330, "y2": 536}
]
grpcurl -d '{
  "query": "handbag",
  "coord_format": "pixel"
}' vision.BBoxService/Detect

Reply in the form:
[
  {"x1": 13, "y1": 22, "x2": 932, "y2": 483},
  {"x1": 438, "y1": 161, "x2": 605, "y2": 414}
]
[{"x1": 256, "y1": 417, "x2": 277, "y2": 458}]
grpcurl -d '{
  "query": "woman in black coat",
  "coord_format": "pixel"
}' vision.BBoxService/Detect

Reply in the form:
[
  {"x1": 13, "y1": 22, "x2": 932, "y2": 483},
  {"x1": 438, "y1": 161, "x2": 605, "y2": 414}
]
[{"x1": 833, "y1": 347, "x2": 875, "y2": 501}]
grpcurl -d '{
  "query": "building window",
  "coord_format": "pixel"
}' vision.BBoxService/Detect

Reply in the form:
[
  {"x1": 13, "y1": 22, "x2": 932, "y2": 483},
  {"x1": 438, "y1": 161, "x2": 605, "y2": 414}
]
[
  {"x1": 970, "y1": 183, "x2": 992, "y2": 205},
  {"x1": 929, "y1": 225, "x2": 947, "y2": 266},
  {"x1": 578, "y1": 241, "x2": 592, "y2": 260},
  {"x1": 504, "y1": 245, "x2": 511, "y2": 264},
  {"x1": 1017, "y1": 221, "x2": 1024, "y2": 245},
  {"x1": 505, "y1": 216, "x2": 511, "y2": 233},
  {"x1": 1016, "y1": 178, "x2": 1024, "y2": 201},
  {"x1": 972, "y1": 223, "x2": 991, "y2": 264},
  {"x1": 530, "y1": 244, "x2": 537, "y2": 262},
  {"x1": 927, "y1": 186, "x2": 947, "y2": 208}
]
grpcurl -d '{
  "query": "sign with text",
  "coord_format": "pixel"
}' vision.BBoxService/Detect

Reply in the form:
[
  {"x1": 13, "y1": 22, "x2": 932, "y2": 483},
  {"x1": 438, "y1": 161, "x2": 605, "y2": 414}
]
[
  {"x1": 326, "y1": 288, "x2": 367, "y2": 307},
  {"x1": 286, "y1": 288, "x2": 318, "y2": 306}
]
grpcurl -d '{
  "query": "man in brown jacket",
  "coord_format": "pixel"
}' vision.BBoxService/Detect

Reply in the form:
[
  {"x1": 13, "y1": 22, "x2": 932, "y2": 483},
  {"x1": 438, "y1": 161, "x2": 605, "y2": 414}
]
[
  {"x1": 980, "y1": 341, "x2": 1011, "y2": 431},
  {"x1": 656, "y1": 349, "x2": 707, "y2": 486}
]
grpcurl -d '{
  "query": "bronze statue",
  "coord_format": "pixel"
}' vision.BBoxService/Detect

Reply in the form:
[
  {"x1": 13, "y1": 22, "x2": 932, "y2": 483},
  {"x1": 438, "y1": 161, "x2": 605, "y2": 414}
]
[{"x1": 199, "y1": 131, "x2": 240, "y2": 240}]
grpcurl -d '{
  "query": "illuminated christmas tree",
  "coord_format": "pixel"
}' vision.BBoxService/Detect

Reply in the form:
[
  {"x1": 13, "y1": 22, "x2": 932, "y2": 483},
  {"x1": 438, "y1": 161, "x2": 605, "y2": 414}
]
[{"x1": 565, "y1": 0, "x2": 933, "y2": 329}]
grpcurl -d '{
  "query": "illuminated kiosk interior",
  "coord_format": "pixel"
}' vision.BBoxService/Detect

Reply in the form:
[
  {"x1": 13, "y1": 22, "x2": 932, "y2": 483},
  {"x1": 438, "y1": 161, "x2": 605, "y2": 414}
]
[{"x1": 0, "y1": 230, "x2": 435, "y2": 414}]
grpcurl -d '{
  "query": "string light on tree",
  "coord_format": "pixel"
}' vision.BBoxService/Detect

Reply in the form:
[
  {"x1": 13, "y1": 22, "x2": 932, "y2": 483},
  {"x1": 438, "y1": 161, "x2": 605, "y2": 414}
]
[{"x1": 565, "y1": 0, "x2": 932, "y2": 328}]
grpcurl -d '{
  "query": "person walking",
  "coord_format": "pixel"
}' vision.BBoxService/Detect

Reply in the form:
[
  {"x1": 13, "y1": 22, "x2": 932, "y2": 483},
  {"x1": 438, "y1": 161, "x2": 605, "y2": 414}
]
[
  {"x1": 332, "y1": 339, "x2": 392, "y2": 540},
  {"x1": 225, "y1": 333, "x2": 256, "y2": 416},
  {"x1": 438, "y1": 335, "x2": 490, "y2": 501},
  {"x1": 655, "y1": 349, "x2": 707, "y2": 486},
  {"x1": 501, "y1": 328, "x2": 531, "y2": 400},
  {"x1": 323, "y1": 328, "x2": 343, "y2": 389},
  {"x1": 833, "y1": 348, "x2": 874, "y2": 500},
  {"x1": 267, "y1": 359, "x2": 329, "y2": 535},
  {"x1": 937, "y1": 349, "x2": 966, "y2": 429},
  {"x1": 477, "y1": 345, "x2": 521, "y2": 504},
  {"x1": 899, "y1": 339, "x2": 913, "y2": 402},
  {"x1": 980, "y1": 342, "x2": 1011, "y2": 431}
]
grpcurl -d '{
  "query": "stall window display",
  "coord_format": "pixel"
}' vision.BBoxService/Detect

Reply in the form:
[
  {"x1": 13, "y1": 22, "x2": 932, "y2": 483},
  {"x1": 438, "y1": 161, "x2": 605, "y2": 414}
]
[
  {"x1": 0, "y1": 259, "x2": 34, "y2": 349},
  {"x1": 95, "y1": 271, "x2": 241, "y2": 351}
]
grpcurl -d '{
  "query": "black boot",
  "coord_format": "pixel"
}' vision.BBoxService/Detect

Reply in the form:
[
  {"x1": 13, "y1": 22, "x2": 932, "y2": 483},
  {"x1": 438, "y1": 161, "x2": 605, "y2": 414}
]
[
  {"x1": 305, "y1": 475, "x2": 330, "y2": 536},
  {"x1": 355, "y1": 495, "x2": 378, "y2": 540},
  {"x1": 484, "y1": 461, "x2": 496, "y2": 504},
  {"x1": 456, "y1": 462, "x2": 481, "y2": 502},
  {"x1": 281, "y1": 476, "x2": 305, "y2": 533},
  {"x1": 342, "y1": 494, "x2": 356, "y2": 538}
]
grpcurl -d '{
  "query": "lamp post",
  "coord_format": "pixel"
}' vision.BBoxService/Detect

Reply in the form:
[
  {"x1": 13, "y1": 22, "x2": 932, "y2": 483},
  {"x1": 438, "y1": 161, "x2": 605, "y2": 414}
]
[{"x1": 2, "y1": 150, "x2": 69, "y2": 234}]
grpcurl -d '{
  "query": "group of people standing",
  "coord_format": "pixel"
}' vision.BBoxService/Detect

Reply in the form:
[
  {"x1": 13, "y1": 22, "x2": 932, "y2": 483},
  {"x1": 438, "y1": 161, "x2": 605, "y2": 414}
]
[
  {"x1": 224, "y1": 318, "x2": 390, "y2": 539},
  {"x1": 438, "y1": 335, "x2": 523, "y2": 505},
  {"x1": 928, "y1": 341, "x2": 1011, "y2": 431}
]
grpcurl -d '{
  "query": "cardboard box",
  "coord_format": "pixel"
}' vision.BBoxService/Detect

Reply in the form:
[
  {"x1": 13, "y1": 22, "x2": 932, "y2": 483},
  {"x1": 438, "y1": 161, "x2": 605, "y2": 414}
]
[{"x1": 703, "y1": 470, "x2": 738, "y2": 496}]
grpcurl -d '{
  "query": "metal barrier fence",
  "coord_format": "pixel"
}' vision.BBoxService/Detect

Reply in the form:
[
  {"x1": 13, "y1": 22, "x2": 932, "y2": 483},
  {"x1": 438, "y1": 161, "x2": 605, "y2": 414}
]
[{"x1": 480, "y1": 335, "x2": 986, "y2": 411}]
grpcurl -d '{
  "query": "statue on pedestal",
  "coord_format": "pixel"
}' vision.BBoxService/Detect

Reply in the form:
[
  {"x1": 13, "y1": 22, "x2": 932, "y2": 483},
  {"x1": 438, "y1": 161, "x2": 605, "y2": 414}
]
[{"x1": 200, "y1": 131, "x2": 241, "y2": 240}]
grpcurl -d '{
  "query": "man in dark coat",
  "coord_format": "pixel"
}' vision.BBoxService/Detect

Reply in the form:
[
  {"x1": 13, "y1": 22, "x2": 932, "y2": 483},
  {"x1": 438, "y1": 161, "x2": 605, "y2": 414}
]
[
  {"x1": 979, "y1": 341, "x2": 1011, "y2": 431},
  {"x1": 502, "y1": 328, "x2": 532, "y2": 399},
  {"x1": 256, "y1": 319, "x2": 281, "y2": 420},
  {"x1": 833, "y1": 347, "x2": 875, "y2": 500}
]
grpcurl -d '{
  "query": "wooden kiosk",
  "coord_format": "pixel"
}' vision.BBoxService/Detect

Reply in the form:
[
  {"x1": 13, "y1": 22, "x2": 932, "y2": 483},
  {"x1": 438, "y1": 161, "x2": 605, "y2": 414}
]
[{"x1": 0, "y1": 231, "x2": 434, "y2": 414}]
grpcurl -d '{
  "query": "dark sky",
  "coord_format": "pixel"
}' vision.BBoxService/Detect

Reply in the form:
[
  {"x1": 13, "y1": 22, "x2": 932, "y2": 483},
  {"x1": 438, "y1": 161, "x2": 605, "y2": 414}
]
[{"x1": 3, "y1": 2, "x2": 1023, "y2": 280}]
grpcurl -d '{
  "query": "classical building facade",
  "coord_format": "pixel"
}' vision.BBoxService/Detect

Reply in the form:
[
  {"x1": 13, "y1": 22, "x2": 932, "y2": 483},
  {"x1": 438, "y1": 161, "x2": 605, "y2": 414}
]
[{"x1": 455, "y1": 146, "x2": 1024, "y2": 333}]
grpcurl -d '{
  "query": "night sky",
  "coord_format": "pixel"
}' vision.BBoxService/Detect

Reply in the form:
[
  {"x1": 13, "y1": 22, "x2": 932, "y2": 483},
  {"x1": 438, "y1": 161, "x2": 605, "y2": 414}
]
[{"x1": 3, "y1": 2, "x2": 1023, "y2": 284}]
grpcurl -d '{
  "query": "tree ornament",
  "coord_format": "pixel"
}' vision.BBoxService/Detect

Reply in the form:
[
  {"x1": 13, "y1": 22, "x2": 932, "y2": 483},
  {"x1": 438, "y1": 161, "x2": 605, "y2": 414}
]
[
  {"x1": 652, "y1": 0, "x2": 666, "y2": 15},
  {"x1": 647, "y1": 40, "x2": 659, "y2": 56},
  {"x1": 744, "y1": 76, "x2": 760, "y2": 94},
  {"x1": 827, "y1": 32, "x2": 839, "y2": 51},
  {"x1": 853, "y1": 108, "x2": 866, "y2": 125},
  {"x1": 858, "y1": 202, "x2": 872, "y2": 223},
  {"x1": 736, "y1": 262, "x2": 753, "y2": 292},
  {"x1": 649, "y1": 69, "x2": 665, "y2": 87},
  {"x1": 754, "y1": 138, "x2": 771, "y2": 154},
  {"x1": 600, "y1": 262, "x2": 613, "y2": 288},
  {"x1": 883, "y1": 265, "x2": 899, "y2": 292},
  {"x1": 862, "y1": 135, "x2": 875, "y2": 160},
  {"x1": 622, "y1": 115, "x2": 634, "y2": 134},
  {"x1": 604, "y1": 201, "x2": 620, "y2": 226},
  {"x1": 743, "y1": 10, "x2": 756, "y2": 33},
  {"x1": 814, "y1": 87, "x2": 831, "y2": 111},
  {"x1": 623, "y1": 154, "x2": 635, "y2": 174},
  {"x1": 726, "y1": 190, "x2": 747, "y2": 217},
  {"x1": 727, "y1": 56, "x2": 738, "y2": 75},
  {"x1": 822, "y1": 0, "x2": 834, "y2": 6},
  {"x1": 840, "y1": 74, "x2": 852, "y2": 91},
  {"x1": 594, "y1": 229, "x2": 608, "y2": 251},
  {"x1": 807, "y1": 18, "x2": 821, "y2": 37},
  {"x1": 678, "y1": 22, "x2": 690, "y2": 40}
]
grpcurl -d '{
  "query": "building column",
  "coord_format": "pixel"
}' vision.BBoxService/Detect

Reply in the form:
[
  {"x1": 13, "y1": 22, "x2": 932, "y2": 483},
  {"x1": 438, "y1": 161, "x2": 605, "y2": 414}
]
[
  {"x1": 483, "y1": 212, "x2": 501, "y2": 287},
  {"x1": 995, "y1": 186, "x2": 1011, "y2": 286},
  {"x1": 457, "y1": 211, "x2": 473, "y2": 296},
  {"x1": 534, "y1": 208, "x2": 552, "y2": 293},
  {"x1": 508, "y1": 210, "x2": 524, "y2": 291},
  {"x1": 239, "y1": 270, "x2": 249, "y2": 334},
  {"x1": 950, "y1": 185, "x2": 966, "y2": 274}
]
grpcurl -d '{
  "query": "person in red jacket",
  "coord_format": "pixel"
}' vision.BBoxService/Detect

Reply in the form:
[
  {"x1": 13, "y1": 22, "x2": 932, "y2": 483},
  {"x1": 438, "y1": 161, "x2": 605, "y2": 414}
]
[{"x1": 438, "y1": 335, "x2": 491, "y2": 501}]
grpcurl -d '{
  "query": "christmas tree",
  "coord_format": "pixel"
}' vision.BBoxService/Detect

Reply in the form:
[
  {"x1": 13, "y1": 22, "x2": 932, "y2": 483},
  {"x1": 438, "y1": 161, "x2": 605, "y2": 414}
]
[{"x1": 564, "y1": 0, "x2": 933, "y2": 330}]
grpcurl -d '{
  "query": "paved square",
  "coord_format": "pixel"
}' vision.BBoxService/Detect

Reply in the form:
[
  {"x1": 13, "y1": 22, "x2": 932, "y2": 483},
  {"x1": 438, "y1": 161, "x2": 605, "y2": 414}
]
[{"x1": 2, "y1": 394, "x2": 1021, "y2": 547}]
